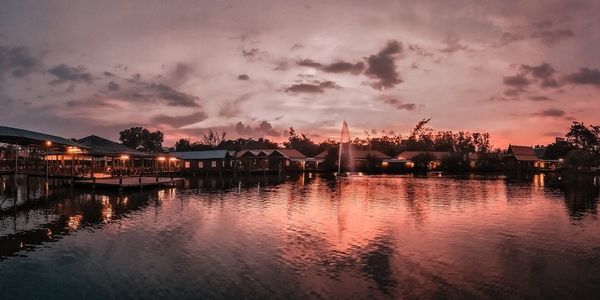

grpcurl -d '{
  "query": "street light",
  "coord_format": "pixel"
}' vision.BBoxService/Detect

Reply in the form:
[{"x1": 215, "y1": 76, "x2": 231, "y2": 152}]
[{"x1": 45, "y1": 141, "x2": 52, "y2": 181}]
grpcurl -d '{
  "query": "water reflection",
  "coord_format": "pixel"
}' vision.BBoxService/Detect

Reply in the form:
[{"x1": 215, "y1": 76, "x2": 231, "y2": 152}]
[{"x1": 0, "y1": 173, "x2": 599, "y2": 298}]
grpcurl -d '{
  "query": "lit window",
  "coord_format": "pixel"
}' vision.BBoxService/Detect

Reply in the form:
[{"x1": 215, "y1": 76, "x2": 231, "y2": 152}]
[
  {"x1": 198, "y1": 161, "x2": 204, "y2": 168},
  {"x1": 184, "y1": 161, "x2": 190, "y2": 168},
  {"x1": 286, "y1": 160, "x2": 290, "y2": 166},
  {"x1": 211, "y1": 161, "x2": 217, "y2": 168}
]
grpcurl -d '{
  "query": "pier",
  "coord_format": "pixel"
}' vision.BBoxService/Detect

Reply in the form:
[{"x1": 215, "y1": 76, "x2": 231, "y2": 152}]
[{"x1": 75, "y1": 176, "x2": 184, "y2": 189}]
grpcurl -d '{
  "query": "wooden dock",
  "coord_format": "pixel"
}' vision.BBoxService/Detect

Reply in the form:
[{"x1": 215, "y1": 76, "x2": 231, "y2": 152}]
[{"x1": 75, "y1": 177, "x2": 184, "y2": 189}]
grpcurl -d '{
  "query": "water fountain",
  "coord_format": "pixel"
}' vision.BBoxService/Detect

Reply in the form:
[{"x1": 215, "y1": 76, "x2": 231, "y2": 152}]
[{"x1": 337, "y1": 121, "x2": 359, "y2": 176}]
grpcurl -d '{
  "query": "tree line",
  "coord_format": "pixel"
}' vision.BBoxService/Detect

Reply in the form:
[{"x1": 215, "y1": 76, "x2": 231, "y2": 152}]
[{"x1": 117, "y1": 119, "x2": 600, "y2": 172}]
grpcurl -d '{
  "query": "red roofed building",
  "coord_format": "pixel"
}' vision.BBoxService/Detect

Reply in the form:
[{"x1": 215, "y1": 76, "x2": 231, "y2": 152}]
[{"x1": 504, "y1": 145, "x2": 539, "y2": 170}]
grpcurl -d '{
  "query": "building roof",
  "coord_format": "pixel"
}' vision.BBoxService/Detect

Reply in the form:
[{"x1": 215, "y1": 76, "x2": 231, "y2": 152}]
[
  {"x1": 315, "y1": 150, "x2": 328, "y2": 158},
  {"x1": 351, "y1": 150, "x2": 390, "y2": 159},
  {"x1": 171, "y1": 150, "x2": 230, "y2": 160},
  {"x1": 0, "y1": 125, "x2": 88, "y2": 149},
  {"x1": 236, "y1": 149, "x2": 272, "y2": 157},
  {"x1": 77, "y1": 135, "x2": 146, "y2": 156},
  {"x1": 507, "y1": 145, "x2": 539, "y2": 161},
  {"x1": 273, "y1": 149, "x2": 307, "y2": 159},
  {"x1": 396, "y1": 151, "x2": 451, "y2": 161}
]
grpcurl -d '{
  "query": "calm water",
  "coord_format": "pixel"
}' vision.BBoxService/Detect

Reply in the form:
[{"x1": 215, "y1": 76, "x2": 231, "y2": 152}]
[{"x1": 1, "y1": 173, "x2": 599, "y2": 299}]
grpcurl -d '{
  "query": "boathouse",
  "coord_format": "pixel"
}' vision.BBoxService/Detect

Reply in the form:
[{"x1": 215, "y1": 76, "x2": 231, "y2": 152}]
[
  {"x1": 171, "y1": 150, "x2": 234, "y2": 175},
  {"x1": 504, "y1": 145, "x2": 539, "y2": 171}
]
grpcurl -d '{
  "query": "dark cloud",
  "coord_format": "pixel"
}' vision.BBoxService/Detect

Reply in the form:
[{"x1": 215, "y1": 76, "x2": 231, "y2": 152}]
[
  {"x1": 365, "y1": 40, "x2": 403, "y2": 90},
  {"x1": 495, "y1": 18, "x2": 575, "y2": 48},
  {"x1": 48, "y1": 64, "x2": 93, "y2": 85},
  {"x1": 103, "y1": 71, "x2": 115, "y2": 77},
  {"x1": 149, "y1": 83, "x2": 200, "y2": 107},
  {"x1": 284, "y1": 80, "x2": 339, "y2": 94},
  {"x1": 521, "y1": 63, "x2": 559, "y2": 87},
  {"x1": 297, "y1": 59, "x2": 365, "y2": 74},
  {"x1": 408, "y1": 44, "x2": 434, "y2": 57},
  {"x1": 377, "y1": 96, "x2": 416, "y2": 111},
  {"x1": 500, "y1": 62, "x2": 562, "y2": 100},
  {"x1": 150, "y1": 111, "x2": 208, "y2": 128},
  {"x1": 503, "y1": 75, "x2": 531, "y2": 88},
  {"x1": 565, "y1": 67, "x2": 600, "y2": 86},
  {"x1": 237, "y1": 74, "x2": 250, "y2": 80},
  {"x1": 529, "y1": 95, "x2": 554, "y2": 101},
  {"x1": 235, "y1": 121, "x2": 280, "y2": 137},
  {"x1": 107, "y1": 81, "x2": 120, "y2": 91},
  {"x1": 496, "y1": 32, "x2": 526, "y2": 47},
  {"x1": 439, "y1": 34, "x2": 467, "y2": 53},
  {"x1": 530, "y1": 29, "x2": 575, "y2": 46},
  {"x1": 242, "y1": 48, "x2": 259, "y2": 57},
  {"x1": 290, "y1": 43, "x2": 304, "y2": 51},
  {"x1": 0, "y1": 46, "x2": 43, "y2": 79},
  {"x1": 533, "y1": 108, "x2": 565, "y2": 117}
]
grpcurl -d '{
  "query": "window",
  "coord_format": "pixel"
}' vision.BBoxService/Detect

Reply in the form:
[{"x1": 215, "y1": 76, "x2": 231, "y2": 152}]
[
  {"x1": 198, "y1": 161, "x2": 204, "y2": 168},
  {"x1": 211, "y1": 161, "x2": 217, "y2": 168},
  {"x1": 184, "y1": 161, "x2": 190, "y2": 168},
  {"x1": 286, "y1": 160, "x2": 290, "y2": 167}
]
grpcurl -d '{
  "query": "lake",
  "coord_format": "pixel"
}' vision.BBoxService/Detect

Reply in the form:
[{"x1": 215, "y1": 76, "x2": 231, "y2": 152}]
[{"x1": 1, "y1": 173, "x2": 599, "y2": 299}]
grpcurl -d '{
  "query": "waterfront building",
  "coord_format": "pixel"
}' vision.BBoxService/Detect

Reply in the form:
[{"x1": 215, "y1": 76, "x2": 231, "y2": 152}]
[
  {"x1": 504, "y1": 145, "x2": 539, "y2": 171},
  {"x1": 171, "y1": 150, "x2": 234, "y2": 175}
]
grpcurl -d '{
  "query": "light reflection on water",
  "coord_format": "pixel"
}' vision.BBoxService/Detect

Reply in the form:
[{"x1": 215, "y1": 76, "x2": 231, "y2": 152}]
[{"x1": 0, "y1": 173, "x2": 599, "y2": 299}]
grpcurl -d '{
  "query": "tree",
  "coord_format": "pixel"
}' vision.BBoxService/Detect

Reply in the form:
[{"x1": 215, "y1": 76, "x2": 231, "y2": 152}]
[
  {"x1": 174, "y1": 139, "x2": 192, "y2": 151},
  {"x1": 284, "y1": 127, "x2": 320, "y2": 157},
  {"x1": 475, "y1": 150, "x2": 504, "y2": 171},
  {"x1": 566, "y1": 122, "x2": 598, "y2": 152},
  {"x1": 564, "y1": 149, "x2": 597, "y2": 169},
  {"x1": 440, "y1": 153, "x2": 468, "y2": 172},
  {"x1": 201, "y1": 129, "x2": 226, "y2": 148},
  {"x1": 119, "y1": 127, "x2": 164, "y2": 152},
  {"x1": 411, "y1": 152, "x2": 436, "y2": 171}
]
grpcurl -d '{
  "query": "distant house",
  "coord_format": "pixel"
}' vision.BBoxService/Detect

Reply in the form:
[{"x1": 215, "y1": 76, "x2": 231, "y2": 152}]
[
  {"x1": 504, "y1": 145, "x2": 539, "y2": 170},
  {"x1": 316, "y1": 149, "x2": 392, "y2": 171},
  {"x1": 172, "y1": 150, "x2": 234, "y2": 174},
  {"x1": 352, "y1": 150, "x2": 391, "y2": 170},
  {"x1": 234, "y1": 149, "x2": 310, "y2": 173},
  {"x1": 395, "y1": 151, "x2": 452, "y2": 169}
]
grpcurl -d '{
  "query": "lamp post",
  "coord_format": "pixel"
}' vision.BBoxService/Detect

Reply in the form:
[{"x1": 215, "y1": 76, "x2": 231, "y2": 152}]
[{"x1": 45, "y1": 141, "x2": 52, "y2": 182}]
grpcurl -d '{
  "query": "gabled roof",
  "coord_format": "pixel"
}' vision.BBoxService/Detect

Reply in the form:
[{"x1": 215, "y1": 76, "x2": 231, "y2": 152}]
[
  {"x1": 273, "y1": 149, "x2": 307, "y2": 159},
  {"x1": 77, "y1": 135, "x2": 146, "y2": 156},
  {"x1": 171, "y1": 150, "x2": 230, "y2": 160},
  {"x1": 315, "y1": 150, "x2": 328, "y2": 158},
  {"x1": 507, "y1": 145, "x2": 539, "y2": 161},
  {"x1": 235, "y1": 149, "x2": 279, "y2": 157},
  {"x1": 396, "y1": 151, "x2": 451, "y2": 161},
  {"x1": 0, "y1": 125, "x2": 88, "y2": 149}
]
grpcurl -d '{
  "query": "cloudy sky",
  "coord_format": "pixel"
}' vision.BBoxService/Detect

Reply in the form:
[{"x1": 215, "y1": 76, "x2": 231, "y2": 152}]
[{"x1": 1, "y1": 0, "x2": 599, "y2": 147}]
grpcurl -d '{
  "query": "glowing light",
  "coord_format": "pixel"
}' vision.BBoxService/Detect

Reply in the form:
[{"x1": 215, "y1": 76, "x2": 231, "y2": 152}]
[
  {"x1": 158, "y1": 157, "x2": 166, "y2": 161},
  {"x1": 169, "y1": 157, "x2": 177, "y2": 161},
  {"x1": 68, "y1": 215, "x2": 83, "y2": 230},
  {"x1": 381, "y1": 161, "x2": 389, "y2": 167},
  {"x1": 120, "y1": 155, "x2": 130, "y2": 160},
  {"x1": 406, "y1": 162, "x2": 415, "y2": 168},
  {"x1": 45, "y1": 141, "x2": 52, "y2": 147},
  {"x1": 67, "y1": 147, "x2": 82, "y2": 154}
]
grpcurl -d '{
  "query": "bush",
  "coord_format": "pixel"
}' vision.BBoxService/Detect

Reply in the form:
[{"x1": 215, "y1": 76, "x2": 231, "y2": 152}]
[
  {"x1": 411, "y1": 152, "x2": 437, "y2": 171},
  {"x1": 565, "y1": 150, "x2": 598, "y2": 169},
  {"x1": 440, "y1": 153, "x2": 468, "y2": 172}
]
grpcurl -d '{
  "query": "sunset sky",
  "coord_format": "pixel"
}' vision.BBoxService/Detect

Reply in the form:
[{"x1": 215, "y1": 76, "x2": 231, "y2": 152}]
[{"x1": 1, "y1": 0, "x2": 599, "y2": 147}]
